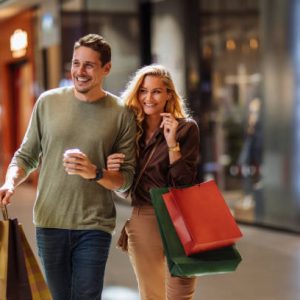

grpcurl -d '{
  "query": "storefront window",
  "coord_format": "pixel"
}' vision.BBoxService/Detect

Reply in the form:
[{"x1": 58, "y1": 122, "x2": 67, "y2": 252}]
[{"x1": 199, "y1": 0, "x2": 262, "y2": 223}]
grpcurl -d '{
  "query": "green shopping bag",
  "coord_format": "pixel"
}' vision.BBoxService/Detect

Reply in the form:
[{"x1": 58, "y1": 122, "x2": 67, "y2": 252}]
[{"x1": 150, "y1": 187, "x2": 242, "y2": 277}]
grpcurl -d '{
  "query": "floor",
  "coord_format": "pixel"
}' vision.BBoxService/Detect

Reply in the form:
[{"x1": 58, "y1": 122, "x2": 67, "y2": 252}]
[{"x1": 5, "y1": 184, "x2": 300, "y2": 300}]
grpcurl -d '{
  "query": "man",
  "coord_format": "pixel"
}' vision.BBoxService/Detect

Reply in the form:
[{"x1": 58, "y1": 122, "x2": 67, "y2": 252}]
[{"x1": 0, "y1": 34, "x2": 136, "y2": 299}]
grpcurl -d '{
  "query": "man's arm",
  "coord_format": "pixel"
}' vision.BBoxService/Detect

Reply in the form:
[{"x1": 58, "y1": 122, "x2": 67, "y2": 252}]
[
  {"x1": 63, "y1": 110, "x2": 136, "y2": 191},
  {"x1": 1, "y1": 99, "x2": 43, "y2": 205},
  {"x1": 0, "y1": 166, "x2": 28, "y2": 205},
  {"x1": 110, "y1": 110, "x2": 136, "y2": 192},
  {"x1": 63, "y1": 151, "x2": 125, "y2": 190},
  {"x1": 94, "y1": 169, "x2": 125, "y2": 190}
]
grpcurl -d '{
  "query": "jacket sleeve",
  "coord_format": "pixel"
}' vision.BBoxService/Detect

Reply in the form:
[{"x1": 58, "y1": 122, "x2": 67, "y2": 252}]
[{"x1": 168, "y1": 119, "x2": 200, "y2": 186}]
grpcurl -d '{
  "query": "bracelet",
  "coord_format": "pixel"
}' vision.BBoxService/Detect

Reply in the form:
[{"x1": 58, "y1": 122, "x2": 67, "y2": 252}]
[{"x1": 168, "y1": 142, "x2": 180, "y2": 152}]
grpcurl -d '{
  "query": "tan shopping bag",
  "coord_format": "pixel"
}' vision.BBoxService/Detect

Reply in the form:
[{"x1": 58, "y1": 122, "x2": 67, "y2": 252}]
[
  {"x1": 0, "y1": 205, "x2": 52, "y2": 300},
  {"x1": 19, "y1": 225, "x2": 52, "y2": 300},
  {"x1": 0, "y1": 206, "x2": 9, "y2": 300}
]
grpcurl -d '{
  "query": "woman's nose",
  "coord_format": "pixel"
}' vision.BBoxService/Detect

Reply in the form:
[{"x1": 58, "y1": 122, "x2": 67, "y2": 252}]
[{"x1": 145, "y1": 92, "x2": 152, "y2": 101}]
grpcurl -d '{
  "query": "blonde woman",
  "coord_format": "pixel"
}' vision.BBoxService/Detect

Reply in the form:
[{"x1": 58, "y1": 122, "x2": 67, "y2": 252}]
[{"x1": 107, "y1": 65, "x2": 200, "y2": 300}]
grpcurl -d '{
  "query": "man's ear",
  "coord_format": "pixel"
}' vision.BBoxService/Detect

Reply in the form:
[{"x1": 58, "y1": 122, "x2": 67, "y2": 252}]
[{"x1": 103, "y1": 62, "x2": 112, "y2": 75}]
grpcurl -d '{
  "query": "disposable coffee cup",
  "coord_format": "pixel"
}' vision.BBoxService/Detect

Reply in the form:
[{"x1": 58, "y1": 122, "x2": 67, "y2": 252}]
[
  {"x1": 64, "y1": 148, "x2": 82, "y2": 175},
  {"x1": 64, "y1": 148, "x2": 82, "y2": 158}
]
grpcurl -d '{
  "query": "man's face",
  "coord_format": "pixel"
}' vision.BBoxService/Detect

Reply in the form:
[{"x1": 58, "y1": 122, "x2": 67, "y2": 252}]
[{"x1": 71, "y1": 46, "x2": 111, "y2": 96}]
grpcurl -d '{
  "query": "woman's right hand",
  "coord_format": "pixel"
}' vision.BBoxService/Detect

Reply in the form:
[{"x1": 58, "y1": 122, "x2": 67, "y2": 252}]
[{"x1": 106, "y1": 153, "x2": 125, "y2": 171}]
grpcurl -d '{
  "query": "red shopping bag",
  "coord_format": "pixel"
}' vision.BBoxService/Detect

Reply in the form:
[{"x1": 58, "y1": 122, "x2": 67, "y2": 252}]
[{"x1": 163, "y1": 180, "x2": 243, "y2": 256}]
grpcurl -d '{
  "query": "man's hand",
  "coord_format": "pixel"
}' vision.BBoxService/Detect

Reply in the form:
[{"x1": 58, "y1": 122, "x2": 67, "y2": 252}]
[
  {"x1": 63, "y1": 149, "x2": 97, "y2": 180},
  {"x1": 63, "y1": 149, "x2": 126, "y2": 190},
  {"x1": 0, "y1": 166, "x2": 27, "y2": 205},
  {"x1": 0, "y1": 184, "x2": 15, "y2": 205}
]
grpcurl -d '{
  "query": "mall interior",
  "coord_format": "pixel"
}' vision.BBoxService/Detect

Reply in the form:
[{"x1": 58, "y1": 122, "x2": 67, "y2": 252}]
[{"x1": 0, "y1": 0, "x2": 300, "y2": 299}]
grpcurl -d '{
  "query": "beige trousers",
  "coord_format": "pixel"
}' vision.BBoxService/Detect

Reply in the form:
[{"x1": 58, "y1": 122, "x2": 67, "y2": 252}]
[{"x1": 125, "y1": 206, "x2": 197, "y2": 300}]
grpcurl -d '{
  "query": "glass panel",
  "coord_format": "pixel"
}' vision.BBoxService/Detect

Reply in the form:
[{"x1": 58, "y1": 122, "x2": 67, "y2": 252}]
[
  {"x1": 199, "y1": 0, "x2": 261, "y2": 223},
  {"x1": 61, "y1": 10, "x2": 140, "y2": 95},
  {"x1": 86, "y1": 0, "x2": 137, "y2": 13},
  {"x1": 86, "y1": 13, "x2": 140, "y2": 94}
]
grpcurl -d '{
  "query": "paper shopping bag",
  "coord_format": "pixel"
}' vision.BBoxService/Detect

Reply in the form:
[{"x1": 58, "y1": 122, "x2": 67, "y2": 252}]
[
  {"x1": 0, "y1": 205, "x2": 52, "y2": 300},
  {"x1": 6, "y1": 218, "x2": 33, "y2": 300},
  {"x1": 0, "y1": 209, "x2": 9, "y2": 300},
  {"x1": 163, "y1": 180, "x2": 243, "y2": 255},
  {"x1": 19, "y1": 225, "x2": 52, "y2": 300},
  {"x1": 150, "y1": 187, "x2": 242, "y2": 277}
]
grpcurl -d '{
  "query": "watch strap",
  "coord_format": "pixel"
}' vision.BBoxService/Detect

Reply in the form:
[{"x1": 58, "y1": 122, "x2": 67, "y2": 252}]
[{"x1": 89, "y1": 168, "x2": 103, "y2": 181}]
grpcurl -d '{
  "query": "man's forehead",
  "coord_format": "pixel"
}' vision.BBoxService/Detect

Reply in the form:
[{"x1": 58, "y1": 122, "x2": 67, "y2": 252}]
[{"x1": 72, "y1": 47, "x2": 101, "y2": 63}]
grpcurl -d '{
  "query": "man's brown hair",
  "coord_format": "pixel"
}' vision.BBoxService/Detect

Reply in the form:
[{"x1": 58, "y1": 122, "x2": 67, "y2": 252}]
[{"x1": 74, "y1": 34, "x2": 111, "y2": 66}]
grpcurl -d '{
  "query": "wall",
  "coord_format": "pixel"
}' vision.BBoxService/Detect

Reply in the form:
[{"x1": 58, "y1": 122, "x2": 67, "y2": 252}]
[
  {"x1": 151, "y1": 0, "x2": 186, "y2": 96},
  {"x1": 0, "y1": 9, "x2": 36, "y2": 180}
]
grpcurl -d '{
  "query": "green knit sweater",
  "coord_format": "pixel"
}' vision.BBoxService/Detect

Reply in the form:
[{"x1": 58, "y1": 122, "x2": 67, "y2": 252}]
[{"x1": 10, "y1": 87, "x2": 136, "y2": 233}]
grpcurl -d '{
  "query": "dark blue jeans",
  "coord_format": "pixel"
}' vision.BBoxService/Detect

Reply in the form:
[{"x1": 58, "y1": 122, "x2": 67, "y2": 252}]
[{"x1": 36, "y1": 228, "x2": 112, "y2": 300}]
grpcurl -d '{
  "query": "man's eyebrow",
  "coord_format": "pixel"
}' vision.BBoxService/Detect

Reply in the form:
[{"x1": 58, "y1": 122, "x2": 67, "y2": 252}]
[{"x1": 72, "y1": 59, "x2": 98, "y2": 65}]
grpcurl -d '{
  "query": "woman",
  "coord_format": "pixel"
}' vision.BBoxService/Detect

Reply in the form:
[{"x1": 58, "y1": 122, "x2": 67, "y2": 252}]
[{"x1": 107, "y1": 65, "x2": 200, "y2": 300}]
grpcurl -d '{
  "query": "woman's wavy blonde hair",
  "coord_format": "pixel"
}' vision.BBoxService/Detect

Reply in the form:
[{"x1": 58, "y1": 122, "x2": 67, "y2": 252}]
[{"x1": 121, "y1": 64, "x2": 190, "y2": 153}]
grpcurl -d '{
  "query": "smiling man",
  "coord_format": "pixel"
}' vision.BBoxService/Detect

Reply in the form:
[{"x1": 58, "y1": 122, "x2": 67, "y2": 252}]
[{"x1": 0, "y1": 34, "x2": 136, "y2": 300}]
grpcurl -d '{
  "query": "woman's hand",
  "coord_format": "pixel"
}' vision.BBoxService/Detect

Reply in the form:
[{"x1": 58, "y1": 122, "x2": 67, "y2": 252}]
[
  {"x1": 106, "y1": 153, "x2": 125, "y2": 171},
  {"x1": 160, "y1": 113, "x2": 178, "y2": 147}
]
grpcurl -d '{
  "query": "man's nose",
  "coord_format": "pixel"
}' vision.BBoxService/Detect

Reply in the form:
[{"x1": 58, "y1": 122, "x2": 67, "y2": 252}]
[{"x1": 78, "y1": 64, "x2": 86, "y2": 73}]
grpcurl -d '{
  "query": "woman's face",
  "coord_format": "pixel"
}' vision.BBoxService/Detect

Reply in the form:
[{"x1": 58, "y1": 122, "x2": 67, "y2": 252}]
[{"x1": 138, "y1": 75, "x2": 169, "y2": 117}]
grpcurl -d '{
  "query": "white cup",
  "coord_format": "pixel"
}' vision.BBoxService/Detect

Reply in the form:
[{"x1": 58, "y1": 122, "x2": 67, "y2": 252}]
[{"x1": 64, "y1": 148, "x2": 82, "y2": 174}]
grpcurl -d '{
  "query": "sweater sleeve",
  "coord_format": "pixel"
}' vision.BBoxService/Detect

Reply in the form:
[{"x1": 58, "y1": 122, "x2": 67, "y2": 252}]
[
  {"x1": 9, "y1": 99, "x2": 42, "y2": 175},
  {"x1": 168, "y1": 119, "x2": 200, "y2": 186},
  {"x1": 114, "y1": 109, "x2": 137, "y2": 192}
]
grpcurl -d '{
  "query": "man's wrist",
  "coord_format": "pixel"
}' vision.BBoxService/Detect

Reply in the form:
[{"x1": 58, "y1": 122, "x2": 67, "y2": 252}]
[
  {"x1": 88, "y1": 168, "x2": 104, "y2": 181},
  {"x1": 3, "y1": 181, "x2": 16, "y2": 192}
]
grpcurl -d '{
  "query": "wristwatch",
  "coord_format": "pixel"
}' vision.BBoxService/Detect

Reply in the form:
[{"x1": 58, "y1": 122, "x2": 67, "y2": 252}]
[{"x1": 89, "y1": 168, "x2": 103, "y2": 181}]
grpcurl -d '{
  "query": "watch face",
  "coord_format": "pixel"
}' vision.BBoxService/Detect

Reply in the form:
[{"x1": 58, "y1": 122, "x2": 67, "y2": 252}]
[
  {"x1": 95, "y1": 168, "x2": 103, "y2": 180},
  {"x1": 90, "y1": 168, "x2": 103, "y2": 181}
]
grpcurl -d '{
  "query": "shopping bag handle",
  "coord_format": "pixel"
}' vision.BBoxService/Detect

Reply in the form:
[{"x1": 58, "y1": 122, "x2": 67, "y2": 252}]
[{"x1": 1, "y1": 204, "x2": 8, "y2": 220}]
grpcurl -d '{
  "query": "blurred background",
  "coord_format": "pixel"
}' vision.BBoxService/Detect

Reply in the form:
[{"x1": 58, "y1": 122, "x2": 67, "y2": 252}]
[
  {"x1": 1, "y1": 0, "x2": 300, "y2": 299},
  {"x1": 2, "y1": 0, "x2": 300, "y2": 232}
]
